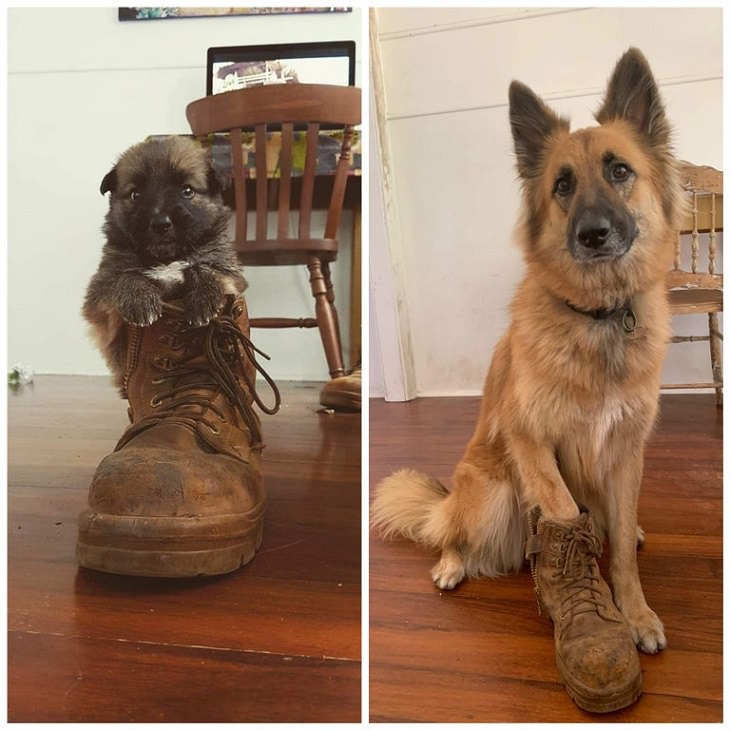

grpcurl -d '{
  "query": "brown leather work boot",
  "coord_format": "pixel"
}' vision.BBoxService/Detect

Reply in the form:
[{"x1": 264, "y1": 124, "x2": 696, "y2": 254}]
[
  {"x1": 526, "y1": 510, "x2": 642, "y2": 713},
  {"x1": 319, "y1": 361, "x2": 361, "y2": 412},
  {"x1": 77, "y1": 295, "x2": 280, "y2": 577}
]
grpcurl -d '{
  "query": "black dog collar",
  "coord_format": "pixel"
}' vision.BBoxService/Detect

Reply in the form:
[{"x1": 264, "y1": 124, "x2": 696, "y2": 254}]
[{"x1": 565, "y1": 299, "x2": 637, "y2": 333}]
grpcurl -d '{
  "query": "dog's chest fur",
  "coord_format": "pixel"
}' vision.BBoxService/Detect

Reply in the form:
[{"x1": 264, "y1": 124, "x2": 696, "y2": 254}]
[{"x1": 143, "y1": 260, "x2": 190, "y2": 293}]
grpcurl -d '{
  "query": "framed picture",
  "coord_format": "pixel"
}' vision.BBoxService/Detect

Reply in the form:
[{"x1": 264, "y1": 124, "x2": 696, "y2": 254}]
[
  {"x1": 207, "y1": 40, "x2": 356, "y2": 95},
  {"x1": 119, "y1": 7, "x2": 351, "y2": 21}
]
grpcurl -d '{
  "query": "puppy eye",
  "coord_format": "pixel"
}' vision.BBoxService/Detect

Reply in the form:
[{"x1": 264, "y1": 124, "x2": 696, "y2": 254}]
[
  {"x1": 129, "y1": 188, "x2": 141, "y2": 202},
  {"x1": 181, "y1": 185, "x2": 196, "y2": 199},
  {"x1": 612, "y1": 162, "x2": 632, "y2": 182},
  {"x1": 554, "y1": 174, "x2": 574, "y2": 197}
]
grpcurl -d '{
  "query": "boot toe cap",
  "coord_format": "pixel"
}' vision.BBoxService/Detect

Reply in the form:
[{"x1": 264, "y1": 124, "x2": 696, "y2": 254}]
[{"x1": 87, "y1": 445, "x2": 263, "y2": 518}]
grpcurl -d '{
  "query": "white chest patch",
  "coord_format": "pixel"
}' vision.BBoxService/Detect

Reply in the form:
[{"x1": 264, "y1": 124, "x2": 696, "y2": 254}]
[
  {"x1": 592, "y1": 396, "x2": 632, "y2": 454},
  {"x1": 143, "y1": 260, "x2": 190, "y2": 285}
]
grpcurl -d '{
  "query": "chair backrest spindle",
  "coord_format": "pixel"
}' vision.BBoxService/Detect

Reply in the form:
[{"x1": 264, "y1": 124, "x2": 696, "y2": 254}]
[
  {"x1": 254, "y1": 124, "x2": 268, "y2": 240},
  {"x1": 230, "y1": 127, "x2": 248, "y2": 243},
  {"x1": 325, "y1": 124, "x2": 355, "y2": 240},
  {"x1": 277, "y1": 121, "x2": 294, "y2": 240},
  {"x1": 298, "y1": 122, "x2": 319, "y2": 241}
]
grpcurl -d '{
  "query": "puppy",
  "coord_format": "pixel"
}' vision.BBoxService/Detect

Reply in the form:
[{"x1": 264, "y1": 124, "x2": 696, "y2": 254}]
[{"x1": 83, "y1": 136, "x2": 246, "y2": 387}]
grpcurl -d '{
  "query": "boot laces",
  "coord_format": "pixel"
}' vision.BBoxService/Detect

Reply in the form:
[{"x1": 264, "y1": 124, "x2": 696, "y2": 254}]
[
  {"x1": 554, "y1": 525, "x2": 613, "y2": 621},
  {"x1": 123, "y1": 305, "x2": 281, "y2": 450}
]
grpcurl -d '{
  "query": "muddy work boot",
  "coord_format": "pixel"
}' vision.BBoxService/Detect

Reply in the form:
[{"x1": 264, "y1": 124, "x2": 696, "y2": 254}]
[
  {"x1": 319, "y1": 360, "x2": 361, "y2": 412},
  {"x1": 77, "y1": 296, "x2": 280, "y2": 577},
  {"x1": 526, "y1": 510, "x2": 642, "y2": 713}
]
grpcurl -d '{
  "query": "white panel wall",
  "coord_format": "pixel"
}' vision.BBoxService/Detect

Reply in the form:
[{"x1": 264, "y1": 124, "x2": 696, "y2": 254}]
[
  {"x1": 8, "y1": 7, "x2": 362, "y2": 381},
  {"x1": 370, "y1": 7, "x2": 723, "y2": 397}
]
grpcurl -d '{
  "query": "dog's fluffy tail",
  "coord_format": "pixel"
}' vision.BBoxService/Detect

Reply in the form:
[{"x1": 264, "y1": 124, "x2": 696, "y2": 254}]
[{"x1": 370, "y1": 468, "x2": 450, "y2": 548}]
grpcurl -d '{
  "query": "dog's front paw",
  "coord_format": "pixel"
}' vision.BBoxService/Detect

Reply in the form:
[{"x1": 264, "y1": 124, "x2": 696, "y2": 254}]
[
  {"x1": 431, "y1": 550, "x2": 466, "y2": 590},
  {"x1": 185, "y1": 291, "x2": 223, "y2": 327},
  {"x1": 627, "y1": 606, "x2": 666, "y2": 654},
  {"x1": 118, "y1": 290, "x2": 163, "y2": 326},
  {"x1": 184, "y1": 273, "x2": 225, "y2": 327}
]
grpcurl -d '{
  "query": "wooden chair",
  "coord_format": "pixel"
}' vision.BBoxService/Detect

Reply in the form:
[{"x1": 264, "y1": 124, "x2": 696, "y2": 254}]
[
  {"x1": 664, "y1": 162, "x2": 723, "y2": 404},
  {"x1": 186, "y1": 83, "x2": 361, "y2": 379}
]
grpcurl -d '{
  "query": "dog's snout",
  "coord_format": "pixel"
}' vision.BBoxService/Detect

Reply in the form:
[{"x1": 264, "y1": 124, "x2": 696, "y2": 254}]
[
  {"x1": 150, "y1": 213, "x2": 173, "y2": 236},
  {"x1": 575, "y1": 211, "x2": 612, "y2": 249}
]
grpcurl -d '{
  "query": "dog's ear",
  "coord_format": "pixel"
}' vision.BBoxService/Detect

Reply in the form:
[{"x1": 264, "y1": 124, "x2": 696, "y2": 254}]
[
  {"x1": 595, "y1": 48, "x2": 670, "y2": 148},
  {"x1": 206, "y1": 163, "x2": 231, "y2": 196},
  {"x1": 100, "y1": 167, "x2": 118, "y2": 196},
  {"x1": 509, "y1": 81, "x2": 569, "y2": 180}
]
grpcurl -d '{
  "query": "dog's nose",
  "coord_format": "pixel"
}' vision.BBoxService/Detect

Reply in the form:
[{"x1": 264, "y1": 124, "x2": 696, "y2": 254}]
[
  {"x1": 150, "y1": 214, "x2": 173, "y2": 235},
  {"x1": 575, "y1": 212, "x2": 612, "y2": 249}
]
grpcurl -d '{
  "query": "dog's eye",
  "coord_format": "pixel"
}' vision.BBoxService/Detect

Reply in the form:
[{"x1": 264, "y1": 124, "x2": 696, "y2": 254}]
[
  {"x1": 612, "y1": 163, "x2": 632, "y2": 182},
  {"x1": 129, "y1": 188, "x2": 141, "y2": 202},
  {"x1": 181, "y1": 185, "x2": 196, "y2": 199},
  {"x1": 554, "y1": 174, "x2": 574, "y2": 197}
]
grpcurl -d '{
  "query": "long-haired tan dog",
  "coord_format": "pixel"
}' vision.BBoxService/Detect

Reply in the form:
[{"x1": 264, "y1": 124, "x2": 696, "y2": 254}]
[{"x1": 371, "y1": 48, "x2": 682, "y2": 655}]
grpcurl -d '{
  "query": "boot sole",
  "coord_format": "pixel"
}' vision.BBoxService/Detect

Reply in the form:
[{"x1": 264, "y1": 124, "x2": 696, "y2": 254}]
[
  {"x1": 76, "y1": 510, "x2": 264, "y2": 578},
  {"x1": 556, "y1": 653, "x2": 642, "y2": 713}
]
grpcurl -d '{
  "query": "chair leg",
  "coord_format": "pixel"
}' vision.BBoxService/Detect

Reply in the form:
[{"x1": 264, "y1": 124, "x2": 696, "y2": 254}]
[
  {"x1": 708, "y1": 312, "x2": 723, "y2": 406},
  {"x1": 307, "y1": 257, "x2": 345, "y2": 379},
  {"x1": 322, "y1": 261, "x2": 344, "y2": 358}
]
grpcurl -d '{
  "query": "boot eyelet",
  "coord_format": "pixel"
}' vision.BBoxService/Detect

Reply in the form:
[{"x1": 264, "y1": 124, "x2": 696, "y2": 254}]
[
  {"x1": 150, "y1": 395, "x2": 163, "y2": 408},
  {"x1": 206, "y1": 423, "x2": 220, "y2": 435},
  {"x1": 159, "y1": 334, "x2": 183, "y2": 350},
  {"x1": 152, "y1": 355, "x2": 174, "y2": 371}
]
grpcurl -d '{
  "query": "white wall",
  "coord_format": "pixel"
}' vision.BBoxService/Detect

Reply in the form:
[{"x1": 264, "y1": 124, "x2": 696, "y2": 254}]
[
  {"x1": 7, "y1": 7, "x2": 362, "y2": 381},
  {"x1": 370, "y1": 7, "x2": 723, "y2": 398}
]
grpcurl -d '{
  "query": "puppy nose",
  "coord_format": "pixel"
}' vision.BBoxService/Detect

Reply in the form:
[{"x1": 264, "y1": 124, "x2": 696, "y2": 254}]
[
  {"x1": 151, "y1": 214, "x2": 172, "y2": 235},
  {"x1": 575, "y1": 211, "x2": 611, "y2": 249}
]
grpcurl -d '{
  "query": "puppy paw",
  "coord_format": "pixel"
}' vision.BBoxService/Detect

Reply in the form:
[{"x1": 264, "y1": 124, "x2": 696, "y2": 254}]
[
  {"x1": 118, "y1": 291, "x2": 163, "y2": 326},
  {"x1": 184, "y1": 279, "x2": 224, "y2": 327},
  {"x1": 431, "y1": 552, "x2": 466, "y2": 590},
  {"x1": 185, "y1": 298, "x2": 222, "y2": 327},
  {"x1": 627, "y1": 606, "x2": 666, "y2": 654}
]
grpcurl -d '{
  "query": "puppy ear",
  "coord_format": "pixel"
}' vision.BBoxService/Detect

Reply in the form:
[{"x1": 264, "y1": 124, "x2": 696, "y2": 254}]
[
  {"x1": 509, "y1": 81, "x2": 569, "y2": 180},
  {"x1": 207, "y1": 163, "x2": 231, "y2": 196},
  {"x1": 595, "y1": 47, "x2": 670, "y2": 148},
  {"x1": 100, "y1": 167, "x2": 118, "y2": 196}
]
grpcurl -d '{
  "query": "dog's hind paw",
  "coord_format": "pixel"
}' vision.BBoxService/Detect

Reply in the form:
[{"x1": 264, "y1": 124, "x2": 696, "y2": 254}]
[{"x1": 431, "y1": 551, "x2": 466, "y2": 590}]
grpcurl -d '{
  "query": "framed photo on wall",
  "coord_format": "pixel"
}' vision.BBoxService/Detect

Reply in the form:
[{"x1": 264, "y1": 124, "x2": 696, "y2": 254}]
[{"x1": 119, "y1": 7, "x2": 351, "y2": 21}]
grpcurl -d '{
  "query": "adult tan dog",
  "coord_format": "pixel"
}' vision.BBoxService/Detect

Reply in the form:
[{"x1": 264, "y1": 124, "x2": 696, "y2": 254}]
[{"x1": 372, "y1": 47, "x2": 683, "y2": 679}]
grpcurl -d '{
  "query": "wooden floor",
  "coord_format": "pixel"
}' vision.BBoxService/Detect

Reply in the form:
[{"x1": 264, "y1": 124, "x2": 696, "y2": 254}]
[
  {"x1": 369, "y1": 394, "x2": 722, "y2": 723},
  {"x1": 8, "y1": 376, "x2": 361, "y2": 723}
]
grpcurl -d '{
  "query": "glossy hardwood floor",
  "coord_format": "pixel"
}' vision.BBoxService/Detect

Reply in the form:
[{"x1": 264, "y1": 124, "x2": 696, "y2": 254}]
[
  {"x1": 369, "y1": 394, "x2": 722, "y2": 723},
  {"x1": 8, "y1": 376, "x2": 361, "y2": 723}
]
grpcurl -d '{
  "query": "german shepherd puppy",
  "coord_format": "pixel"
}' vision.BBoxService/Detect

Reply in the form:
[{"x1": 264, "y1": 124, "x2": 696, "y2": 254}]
[
  {"x1": 83, "y1": 136, "x2": 246, "y2": 390},
  {"x1": 371, "y1": 48, "x2": 683, "y2": 655}
]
